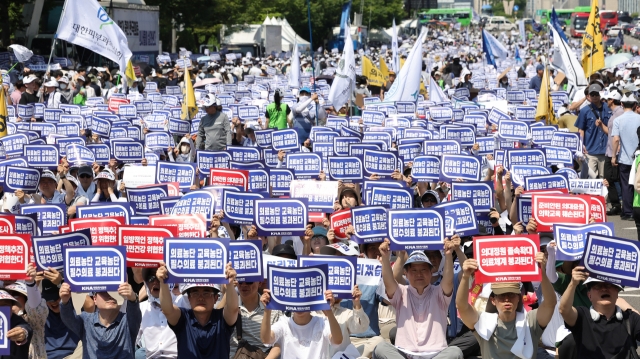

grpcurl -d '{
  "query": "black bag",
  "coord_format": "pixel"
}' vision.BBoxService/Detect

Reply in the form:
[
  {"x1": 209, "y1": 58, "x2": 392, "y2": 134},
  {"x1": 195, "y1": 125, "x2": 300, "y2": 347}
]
[
  {"x1": 232, "y1": 314, "x2": 269, "y2": 359},
  {"x1": 611, "y1": 310, "x2": 640, "y2": 359}
]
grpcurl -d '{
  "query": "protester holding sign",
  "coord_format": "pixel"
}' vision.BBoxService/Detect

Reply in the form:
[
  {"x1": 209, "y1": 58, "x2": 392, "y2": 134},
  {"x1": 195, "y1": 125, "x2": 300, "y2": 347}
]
[
  {"x1": 455, "y1": 250, "x2": 556, "y2": 359},
  {"x1": 0, "y1": 289, "x2": 32, "y2": 359},
  {"x1": 373, "y1": 239, "x2": 463, "y2": 359},
  {"x1": 156, "y1": 261, "x2": 238, "y2": 358},
  {"x1": 559, "y1": 267, "x2": 640, "y2": 358}
]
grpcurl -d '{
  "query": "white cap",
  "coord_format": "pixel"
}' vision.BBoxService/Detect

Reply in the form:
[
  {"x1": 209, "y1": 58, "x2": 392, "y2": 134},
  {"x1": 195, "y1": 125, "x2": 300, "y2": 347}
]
[
  {"x1": 23, "y1": 75, "x2": 37, "y2": 84},
  {"x1": 199, "y1": 93, "x2": 220, "y2": 107},
  {"x1": 622, "y1": 93, "x2": 638, "y2": 103},
  {"x1": 319, "y1": 241, "x2": 360, "y2": 256},
  {"x1": 584, "y1": 277, "x2": 624, "y2": 291},
  {"x1": 609, "y1": 91, "x2": 622, "y2": 101},
  {"x1": 76, "y1": 75, "x2": 85, "y2": 82},
  {"x1": 94, "y1": 170, "x2": 115, "y2": 181},
  {"x1": 180, "y1": 283, "x2": 221, "y2": 294},
  {"x1": 43, "y1": 80, "x2": 59, "y2": 87},
  {"x1": 58, "y1": 76, "x2": 69, "y2": 83}
]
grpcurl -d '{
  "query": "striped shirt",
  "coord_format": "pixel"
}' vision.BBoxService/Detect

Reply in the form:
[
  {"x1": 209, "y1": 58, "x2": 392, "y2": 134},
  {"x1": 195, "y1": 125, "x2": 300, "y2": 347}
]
[{"x1": 228, "y1": 298, "x2": 283, "y2": 358}]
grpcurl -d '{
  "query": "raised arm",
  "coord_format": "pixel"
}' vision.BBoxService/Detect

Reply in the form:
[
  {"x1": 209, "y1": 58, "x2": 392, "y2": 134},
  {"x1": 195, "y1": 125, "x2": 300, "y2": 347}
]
[
  {"x1": 535, "y1": 251, "x2": 557, "y2": 328},
  {"x1": 222, "y1": 262, "x2": 239, "y2": 326},
  {"x1": 455, "y1": 258, "x2": 480, "y2": 329},
  {"x1": 156, "y1": 261, "x2": 182, "y2": 326},
  {"x1": 260, "y1": 289, "x2": 276, "y2": 344},
  {"x1": 323, "y1": 290, "x2": 343, "y2": 345},
  {"x1": 59, "y1": 283, "x2": 86, "y2": 338},
  {"x1": 558, "y1": 266, "x2": 588, "y2": 327},
  {"x1": 379, "y1": 238, "x2": 399, "y2": 299}
]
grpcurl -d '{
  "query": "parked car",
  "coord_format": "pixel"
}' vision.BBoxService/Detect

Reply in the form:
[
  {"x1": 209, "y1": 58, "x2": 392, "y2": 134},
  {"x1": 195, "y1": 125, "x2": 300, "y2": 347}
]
[
  {"x1": 633, "y1": 26, "x2": 640, "y2": 38},
  {"x1": 485, "y1": 16, "x2": 517, "y2": 31},
  {"x1": 607, "y1": 25, "x2": 624, "y2": 36},
  {"x1": 622, "y1": 23, "x2": 635, "y2": 34}
]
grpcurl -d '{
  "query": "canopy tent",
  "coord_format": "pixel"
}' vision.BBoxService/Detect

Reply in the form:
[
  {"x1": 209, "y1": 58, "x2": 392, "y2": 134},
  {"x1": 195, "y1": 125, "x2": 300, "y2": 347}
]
[{"x1": 263, "y1": 16, "x2": 311, "y2": 51}]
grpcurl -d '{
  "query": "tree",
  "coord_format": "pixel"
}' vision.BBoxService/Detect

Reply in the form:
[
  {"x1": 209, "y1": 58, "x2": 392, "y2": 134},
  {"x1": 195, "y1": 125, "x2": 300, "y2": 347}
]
[{"x1": 0, "y1": 0, "x2": 29, "y2": 48}]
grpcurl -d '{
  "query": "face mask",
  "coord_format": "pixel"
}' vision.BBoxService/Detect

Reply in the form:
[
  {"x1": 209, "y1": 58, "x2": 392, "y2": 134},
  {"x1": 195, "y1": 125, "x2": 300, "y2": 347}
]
[
  {"x1": 60, "y1": 84, "x2": 67, "y2": 90},
  {"x1": 180, "y1": 145, "x2": 190, "y2": 154}
]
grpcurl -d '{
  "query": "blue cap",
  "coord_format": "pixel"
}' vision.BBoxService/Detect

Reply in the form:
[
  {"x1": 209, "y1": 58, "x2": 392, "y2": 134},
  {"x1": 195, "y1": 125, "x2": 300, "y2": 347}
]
[
  {"x1": 312, "y1": 226, "x2": 328, "y2": 238},
  {"x1": 536, "y1": 64, "x2": 545, "y2": 71},
  {"x1": 404, "y1": 251, "x2": 433, "y2": 267},
  {"x1": 299, "y1": 87, "x2": 312, "y2": 94}
]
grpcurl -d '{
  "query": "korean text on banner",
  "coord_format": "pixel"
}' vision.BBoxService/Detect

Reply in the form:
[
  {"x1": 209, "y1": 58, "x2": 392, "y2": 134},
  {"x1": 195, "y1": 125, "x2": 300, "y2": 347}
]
[
  {"x1": 266, "y1": 264, "x2": 330, "y2": 312},
  {"x1": 474, "y1": 235, "x2": 541, "y2": 283}
]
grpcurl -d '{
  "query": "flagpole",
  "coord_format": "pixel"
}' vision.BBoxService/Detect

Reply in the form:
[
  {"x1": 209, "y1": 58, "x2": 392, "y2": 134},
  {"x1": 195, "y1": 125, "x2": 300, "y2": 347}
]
[
  {"x1": 307, "y1": 0, "x2": 319, "y2": 122},
  {"x1": 46, "y1": 0, "x2": 70, "y2": 78}
]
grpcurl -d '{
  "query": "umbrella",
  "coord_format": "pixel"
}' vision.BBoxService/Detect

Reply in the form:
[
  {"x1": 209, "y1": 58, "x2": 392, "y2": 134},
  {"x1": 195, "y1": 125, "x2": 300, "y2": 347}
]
[
  {"x1": 193, "y1": 78, "x2": 221, "y2": 87},
  {"x1": 605, "y1": 53, "x2": 633, "y2": 69}
]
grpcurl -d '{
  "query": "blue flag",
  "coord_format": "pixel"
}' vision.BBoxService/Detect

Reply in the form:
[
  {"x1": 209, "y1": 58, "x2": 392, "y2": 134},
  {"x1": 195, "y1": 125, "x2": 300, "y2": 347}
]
[
  {"x1": 482, "y1": 29, "x2": 496, "y2": 68},
  {"x1": 550, "y1": 7, "x2": 569, "y2": 43},
  {"x1": 339, "y1": 1, "x2": 352, "y2": 39},
  {"x1": 532, "y1": 20, "x2": 543, "y2": 33},
  {"x1": 515, "y1": 46, "x2": 522, "y2": 64}
]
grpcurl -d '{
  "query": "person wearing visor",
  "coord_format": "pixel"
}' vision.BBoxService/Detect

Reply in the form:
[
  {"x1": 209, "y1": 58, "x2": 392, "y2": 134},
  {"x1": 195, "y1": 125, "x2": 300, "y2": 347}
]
[
  {"x1": 156, "y1": 261, "x2": 238, "y2": 358},
  {"x1": 29, "y1": 170, "x2": 75, "y2": 206},
  {"x1": 373, "y1": 238, "x2": 463, "y2": 359},
  {"x1": 302, "y1": 226, "x2": 331, "y2": 255},
  {"x1": 92, "y1": 169, "x2": 125, "y2": 202},
  {"x1": 43, "y1": 79, "x2": 64, "y2": 109},
  {"x1": 575, "y1": 83, "x2": 612, "y2": 179},
  {"x1": 75, "y1": 165, "x2": 96, "y2": 201},
  {"x1": 292, "y1": 87, "x2": 327, "y2": 144},
  {"x1": 456, "y1": 251, "x2": 556, "y2": 359},
  {"x1": 0, "y1": 289, "x2": 33, "y2": 358},
  {"x1": 559, "y1": 267, "x2": 640, "y2": 358},
  {"x1": 196, "y1": 94, "x2": 231, "y2": 151},
  {"x1": 420, "y1": 190, "x2": 440, "y2": 208}
]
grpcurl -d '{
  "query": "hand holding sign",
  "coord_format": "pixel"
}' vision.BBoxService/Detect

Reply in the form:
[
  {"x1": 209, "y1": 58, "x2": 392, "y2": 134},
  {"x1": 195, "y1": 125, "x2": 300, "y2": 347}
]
[
  {"x1": 117, "y1": 282, "x2": 137, "y2": 302},
  {"x1": 60, "y1": 282, "x2": 71, "y2": 304},
  {"x1": 570, "y1": 266, "x2": 590, "y2": 286},
  {"x1": 225, "y1": 262, "x2": 237, "y2": 284}
]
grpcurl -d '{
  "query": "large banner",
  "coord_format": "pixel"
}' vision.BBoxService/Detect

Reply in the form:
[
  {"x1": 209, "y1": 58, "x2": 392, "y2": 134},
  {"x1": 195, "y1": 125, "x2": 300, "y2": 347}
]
[
  {"x1": 474, "y1": 235, "x2": 541, "y2": 283},
  {"x1": 266, "y1": 265, "x2": 330, "y2": 312},
  {"x1": 582, "y1": 233, "x2": 640, "y2": 287}
]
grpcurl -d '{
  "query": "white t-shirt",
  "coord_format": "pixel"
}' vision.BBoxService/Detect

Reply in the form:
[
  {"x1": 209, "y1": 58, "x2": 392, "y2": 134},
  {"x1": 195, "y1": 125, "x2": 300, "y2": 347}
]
[{"x1": 272, "y1": 316, "x2": 332, "y2": 359}]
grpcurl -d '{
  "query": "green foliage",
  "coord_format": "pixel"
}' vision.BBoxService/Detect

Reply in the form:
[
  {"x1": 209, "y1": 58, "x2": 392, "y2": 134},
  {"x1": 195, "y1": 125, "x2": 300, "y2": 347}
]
[{"x1": 0, "y1": 0, "x2": 30, "y2": 47}]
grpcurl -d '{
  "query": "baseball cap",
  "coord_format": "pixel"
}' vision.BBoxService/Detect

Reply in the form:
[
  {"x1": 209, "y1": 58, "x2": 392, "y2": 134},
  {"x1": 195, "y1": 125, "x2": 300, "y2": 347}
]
[
  {"x1": 421, "y1": 190, "x2": 440, "y2": 204},
  {"x1": 58, "y1": 76, "x2": 69, "y2": 84},
  {"x1": 180, "y1": 283, "x2": 221, "y2": 295},
  {"x1": 94, "y1": 170, "x2": 115, "y2": 181},
  {"x1": 299, "y1": 87, "x2": 312, "y2": 94},
  {"x1": 41, "y1": 170, "x2": 57, "y2": 182},
  {"x1": 199, "y1": 94, "x2": 220, "y2": 108},
  {"x1": 319, "y1": 241, "x2": 360, "y2": 256},
  {"x1": 622, "y1": 93, "x2": 638, "y2": 103},
  {"x1": 41, "y1": 279, "x2": 61, "y2": 302},
  {"x1": 404, "y1": 251, "x2": 433, "y2": 268},
  {"x1": 558, "y1": 106, "x2": 571, "y2": 116},
  {"x1": 76, "y1": 75, "x2": 85, "y2": 82},
  {"x1": 491, "y1": 282, "x2": 521, "y2": 295},
  {"x1": 65, "y1": 176, "x2": 80, "y2": 188},
  {"x1": 23, "y1": 75, "x2": 37, "y2": 84},
  {"x1": 312, "y1": 226, "x2": 328, "y2": 239},
  {"x1": 608, "y1": 91, "x2": 622, "y2": 101},
  {"x1": 43, "y1": 80, "x2": 59, "y2": 87},
  {"x1": 272, "y1": 243, "x2": 297, "y2": 259},
  {"x1": 584, "y1": 277, "x2": 624, "y2": 291},
  {"x1": 588, "y1": 84, "x2": 603, "y2": 94},
  {"x1": 78, "y1": 165, "x2": 94, "y2": 178},
  {"x1": 536, "y1": 64, "x2": 545, "y2": 71}
]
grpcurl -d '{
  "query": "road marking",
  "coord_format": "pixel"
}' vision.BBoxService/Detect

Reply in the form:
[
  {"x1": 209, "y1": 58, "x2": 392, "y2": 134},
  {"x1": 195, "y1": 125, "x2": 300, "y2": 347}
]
[{"x1": 623, "y1": 227, "x2": 638, "y2": 230}]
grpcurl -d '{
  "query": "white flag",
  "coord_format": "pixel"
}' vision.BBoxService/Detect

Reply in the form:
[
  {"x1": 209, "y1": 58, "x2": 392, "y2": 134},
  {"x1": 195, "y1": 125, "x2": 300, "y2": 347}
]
[
  {"x1": 429, "y1": 76, "x2": 448, "y2": 102},
  {"x1": 519, "y1": 20, "x2": 526, "y2": 44},
  {"x1": 56, "y1": 0, "x2": 132, "y2": 71},
  {"x1": 8, "y1": 45, "x2": 33, "y2": 63},
  {"x1": 384, "y1": 27, "x2": 427, "y2": 102},
  {"x1": 391, "y1": 19, "x2": 400, "y2": 73},
  {"x1": 550, "y1": 26, "x2": 587, "y2": 92},
  {"x1": 328, "y1": 23, "x2": 356, "y2": 109},
  {"x1": 483, "y1": 30, "x2": 509, "y2": 59},
  {"x1": 289, "y1": 40, "x2": 300, "y2": 89}
]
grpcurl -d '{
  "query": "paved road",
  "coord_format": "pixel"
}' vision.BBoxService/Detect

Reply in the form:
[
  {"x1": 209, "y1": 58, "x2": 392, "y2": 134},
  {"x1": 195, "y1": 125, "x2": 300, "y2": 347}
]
[{"x1": 607, "y1": 213, "x2": 640, "y2": 309}]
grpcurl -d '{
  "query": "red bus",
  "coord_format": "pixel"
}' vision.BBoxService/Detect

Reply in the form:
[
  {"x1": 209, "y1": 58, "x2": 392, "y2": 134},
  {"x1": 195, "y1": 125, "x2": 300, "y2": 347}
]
[
  {"x1": 600, "y1": 10, "x2": 618, "y2": 29},
  {"x1": 570, "y1": 13, "x2": 590, "y2": 37}
]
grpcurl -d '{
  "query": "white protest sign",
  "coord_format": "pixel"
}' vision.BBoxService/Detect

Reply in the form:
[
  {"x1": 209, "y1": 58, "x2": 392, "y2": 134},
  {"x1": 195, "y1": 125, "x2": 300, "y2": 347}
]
[
  {"x1": 123, "y1": 165, "x2": 157, "y2": 188},
  {"x1": 569, "y1": 179, "x2": 608, "y2": 197}
]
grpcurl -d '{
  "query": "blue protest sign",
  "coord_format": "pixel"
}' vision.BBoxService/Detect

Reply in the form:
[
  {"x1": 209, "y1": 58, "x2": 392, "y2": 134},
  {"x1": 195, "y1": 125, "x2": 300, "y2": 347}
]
[
  {"x1": 255, "y1": 130, "x2": 274, "y2": 148},
  {"x1": 387, "y1": 208, "x2": 446, "y2": 250},
  {"x1": 299, "y1": 256, "x2": 356, "y2": 299},
  {"x1": 270, "y1": 169, "x2": 294, "y2": 196},
  {"x1": 3, "y1": 166, "x2": 40, "y2": 192},
  {"x1": 254, "y1": 198, "x2": 308, "y2": 236},
  {"x1": 197, "y1": 151, "x2": 231, "y2": 176},
  {"x1": 397, "y1": 143, "x2": 422, "y2": 164},
  {"x1": 87, "y1": 144, "x2": 111, "y2": 165},
  {"x1": 0, "y1": 134, "x2": 30, "y2": 158},
  {"x1": 363, "y1": 149, "x2": 398, "y2": 179},
  {"x1": 23, "y1": 145, "x2": 59, "y2": 169},
  {"x1": 362, "y1": 110, "x2": 385, "y2": 126},
  {"x1": 351, "y1": 206, "x2": 388, "y2": 244},
  {"x1": 9, "y1": 213, "x2": 39, "y2": 236},
  {"x1": 349, "y1": 143, "x2": 381, "y2": 157},
  {"x1": 146, "y1": 132, "x2": 172, "y2": 150},
  {"x1": 327, "y1": 157, "x2": 363, "y2": 182},
  {"x1": 517, "y1": 197, "x2": 532, "y2": 223},
  {"x1": 64, "y1": 246, "x2": 126, "y2": 292},
  {"x1": 56, "y1": 123, "x2": 80, "y2": 137},
  {"x1": 0, "y1": 307, "x2": 9, "y2": 355},
  {"x1": 582, "y1": 233, "x2": 640, "y2": 287},
  {"x1": 434, "y1": 200, "x2": 478, "y2": 236},
  {"x1": 118, "y1": 105, "x2": 137, "y2": 117},
  {"x1": 169, "y1": 118, "x2": 191, "y2": 135},
  {"x1": 111, "y1": 140, "x2": 144, "y2": 163},
  {"x1": 130, "y1": 216, "x2": 149, "y2": 225},
  {"x1": 551, "y1": 132, "x2": 581, "y2": 152},
  {"x1": 32, "y1": 229, "x2": 92, "y2": 271},
  {"x1": 531, "y1": 126, "x2": 557, "y2": 145},
  {"x1": 440, "y1": 154, "x2": 481, "y2": 182},
  {"x1": 410, "y1": 155, "x2": 440, "y2": 182},
  {"x1": 369, "y1": 187, "x2": 412, "y2": 209},
  {"x1": 544, "y1": 146, "x2": 573, "y2": 165},
  {"x1": 510, "y1": 165, "x2": 551, "y2": 187},
  {"x1": 443, "y1": 126, "x2": 476, "y2": 146},
  {"x1": 363, "y1": 132, "x2": 392, "y2": 150},
  {"x1": 311, "y1": 143, "x2": 333, "y2": 171},
  {"x1": 171, "y1": 189, "x2": 216, "y2": 222},
  {"x1": 514, "y1": 106, "x2": 536, "y2": 121},
  {"x1": 21, "y1": 204, "x2": 66, "y2": 234},
  {"x1": 127, "y1": 185, "x2": 168, "y2": 216},
  {"x1": 163, "y1": 238, "x2": 230, "y2": 284},
  {"x1": 90, "y1": 116, "x2": 111, "y2": 137},
  {"x1": 30, "y1": 122, "x2": 56, "y2": 136},
  {"x1": 423, "y1": 140, "x2": 461, "y2": 156},
  {"x1": 506, "y1": 149, "x2": 546, "y2": 168},
  {"x1": 222, "y1": 190, "x2": 266, "y2": 225},
  {"x1": 266, "y1": 264, "x2": 330, "y2": 312},
  {"x1": 227, "y1": 146, "x2": 261, "y2": 162},
  {"x1": 159, "y1": 197, "x2": 181, "y2": 214},
  {"x1": 334, "y1": 137, "x2": 361, "y2": 156},
  {"x1": 429, "y1": 107, "x2": 453, "y2": 121},
  {"x1": 247, "y1": 169, "x2": 269, "y2": 193},
  {"x1": 156, "y1": 161, "x2": 196, "y2": 191},
  {"x1": 312, "y1": 130, "x2": 340, "y2": 144},
  {"x1": 77, "y1": 203, "x2": 132, "y2": 224},
  {"x1": 525, "y1": 173, "x2": 569, "y2": 191},
  {"x1": 66, "y1": 144, "x2": 95, "y2": 167},
  {"x1": 403, "y1": 128, "x2": 432, "y2": 140},
  {"x1": 498, "y1": 119, "x2": 529, "y2": 141},
  {"x1": 286, "y1": 153, "x2": 322, "y2": 179},
  {"x1": 488, "y1": 107, "x2": 510, "y2": 125},
  {"x1": 341, "y1": 125, "x2": 363, "y2": 138},
  {"x1": 554, "y1": 223, "x2": 614, "y2": 261},
  {"x1": 451, "y1": 181, "x2": 495, "y2": 212},
  {"x1": 44, "y1": 108, "x2": 63, "y2": 123},
  {"x1": 229, "y1": 240, "x2": 263, "y2": 282},
  {"x1": 271, "y1": 129, "x2": 299, "y2": 150},
  {"x1": 475, "y1": 137, "x2": 494, "y2": 155}
]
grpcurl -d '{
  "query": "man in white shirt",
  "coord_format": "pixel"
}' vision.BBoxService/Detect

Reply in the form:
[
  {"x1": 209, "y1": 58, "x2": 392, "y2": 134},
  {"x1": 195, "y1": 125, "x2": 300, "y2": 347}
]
[
  {"x1": 136, "y1": 268, "x2": 177, "y2": 359},
  {"x1": 75, "y1": 165, "x2": 96, "y2": 201}
]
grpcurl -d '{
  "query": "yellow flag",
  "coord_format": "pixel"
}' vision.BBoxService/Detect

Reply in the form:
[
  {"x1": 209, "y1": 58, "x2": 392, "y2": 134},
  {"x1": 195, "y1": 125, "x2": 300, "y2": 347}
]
[
  {"x1": 400, "y1": 57, "x2": 406, "y2": 69},
  {"x1": 581, "y1": 0, "x2": 604, "y2": 78},
  {"x1": 419, "y1": 80, "x2": 427, "y2": 96},
  {"x1": 361, "y1": 56, "x2": 386, "y2": 87},
  {"x1": 380, "y1": 57, "x2": 389, "y2": 81},
  {"x1": 181, "y1": 69, "x2": 198, "y2": 120},
  {"x1": 0, "y1": 88, "x2": 7, "y2": 138},
  {"x1": 534, "y1": 66, "x2": 557, "y2": 125},
  {"x1": 125, "y1": 60, "x2": 137, "y2": 85}
]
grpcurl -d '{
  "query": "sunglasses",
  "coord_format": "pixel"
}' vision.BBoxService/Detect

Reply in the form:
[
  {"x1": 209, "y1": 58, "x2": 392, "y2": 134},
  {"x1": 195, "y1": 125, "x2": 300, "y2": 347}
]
[
  {"x1": 423, "y1": 197, "x2": 437, "y2": 203},
  {"x1": 238, "y1": 282, "x2": 254, "y2": 285},
  {"x1": 79, "y1": 174, "x2": 92, "y2": 179}
]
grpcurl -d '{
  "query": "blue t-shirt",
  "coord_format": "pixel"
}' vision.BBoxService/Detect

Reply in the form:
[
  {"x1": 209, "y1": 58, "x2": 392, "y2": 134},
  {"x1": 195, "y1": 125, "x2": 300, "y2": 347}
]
[
  {"x1": 170, "y1": 307, "x2": 234, "y2": 359},
  {"x1": 611, "y1": 111, "x2": 640, "y2": 165},
  {"x1": 575, "y1": 102, "x2": 612, "y2": 156},
  {"x1": 529, "y1": 76, "x2": 543, "y2": 93},
  {"x1": 45, "y1": 311, "x2": 81, "y2": 359}
]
